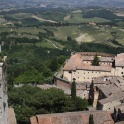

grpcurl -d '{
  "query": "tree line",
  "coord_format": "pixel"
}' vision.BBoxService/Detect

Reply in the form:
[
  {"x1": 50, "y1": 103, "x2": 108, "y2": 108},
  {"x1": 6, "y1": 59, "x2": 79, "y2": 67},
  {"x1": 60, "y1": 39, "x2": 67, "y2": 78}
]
[{"x1": 9, "y1": 85, "x2": 88, "y2": 124}]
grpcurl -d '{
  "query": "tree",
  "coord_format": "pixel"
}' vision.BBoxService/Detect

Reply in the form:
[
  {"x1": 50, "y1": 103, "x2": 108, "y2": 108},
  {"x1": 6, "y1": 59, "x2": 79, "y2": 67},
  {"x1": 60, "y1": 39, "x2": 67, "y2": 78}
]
[
  {"x1": 89, "y1": 114, "x2": 94, "y2": 124},
  {"x1": 49, "y1": 58, "x2": 58, "y2": 71},
  {"x1": 42, "y1": 68, "x2": 52, "y2": 77},
  {"x1": 17, "y1": 105, "x2": 36, "y2": 124},
  {"x1": 67, "y1": 36, "x2": 72, "y2": 41},
  {"x1": 74, "y1": 97, "x2": 88, "y2": 111},
  {"x1": 71, "y1": 79, "x2": 76, "y2": 101},
  {"x1": 92, "y1": 55, "x2": 100, "y2": 66}
]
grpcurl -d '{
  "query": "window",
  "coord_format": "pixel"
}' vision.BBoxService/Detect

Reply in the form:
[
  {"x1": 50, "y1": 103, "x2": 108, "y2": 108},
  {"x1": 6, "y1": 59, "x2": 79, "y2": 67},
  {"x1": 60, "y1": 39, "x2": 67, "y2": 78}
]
[
  {"x1": 122, "y1": 72, "x2": 123, "y2": 74},
  {"x1": 122, "y1": 67, "x2": 124, "y2": 69},
  {"x1": 69, "y1": 71, "x2": 72, "y2": 73}
]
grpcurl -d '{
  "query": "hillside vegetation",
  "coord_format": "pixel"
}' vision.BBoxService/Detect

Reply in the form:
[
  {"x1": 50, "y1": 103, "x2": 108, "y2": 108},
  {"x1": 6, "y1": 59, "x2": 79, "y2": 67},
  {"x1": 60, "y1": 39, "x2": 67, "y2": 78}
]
[{"x1": 1, "y1": 7, "x2": 124, "y2": 124}]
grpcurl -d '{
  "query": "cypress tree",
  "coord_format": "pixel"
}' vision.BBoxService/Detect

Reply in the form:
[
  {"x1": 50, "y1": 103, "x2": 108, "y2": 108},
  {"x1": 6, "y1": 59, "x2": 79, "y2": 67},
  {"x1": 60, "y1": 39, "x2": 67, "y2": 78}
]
[
  {"x1": 92, "y1": 54, "x2": 100, "y2": 66},
  {"x1": 89, "y1": 114, "x2": 94, "y2": 124},
  {"x1": 71, "y1": 79, "x2": 76, "y2": 101}
]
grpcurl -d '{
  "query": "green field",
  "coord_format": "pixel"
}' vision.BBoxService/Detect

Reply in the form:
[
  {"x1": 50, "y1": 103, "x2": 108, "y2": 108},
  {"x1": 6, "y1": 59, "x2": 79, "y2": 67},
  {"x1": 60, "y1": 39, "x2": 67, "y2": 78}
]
[
  {"x1": 65, "y1": 14, "x2": 111, "y2": 23},
  {"x1": 0, "y1": 27, "x2": 10, "y2": 32},
  {"x1": 1, "y1": 8, "x2": 124, "y2": 47},
  {"x1": 9, "y1": 13, "x2": 33, "y2": 19},
  {"x1": 13, "y1": 27, "x2": 45, "y2": 34},
  {"x1": 36, "y1": 41, "x2": 55, "y2": 48}
]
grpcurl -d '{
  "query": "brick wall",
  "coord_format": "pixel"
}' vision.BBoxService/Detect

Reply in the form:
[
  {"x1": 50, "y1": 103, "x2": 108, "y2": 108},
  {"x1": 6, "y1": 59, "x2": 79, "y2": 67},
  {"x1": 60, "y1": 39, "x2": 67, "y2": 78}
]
[{"x1": 54, "y1": 77, "x2": 71, "y2": 90}]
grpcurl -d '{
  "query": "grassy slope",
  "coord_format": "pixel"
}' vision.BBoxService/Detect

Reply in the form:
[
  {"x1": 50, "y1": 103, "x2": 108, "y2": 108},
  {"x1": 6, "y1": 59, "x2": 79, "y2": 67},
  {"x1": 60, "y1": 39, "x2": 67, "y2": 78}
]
[{"x1": 66, "y1": 13, "x2": 111, "y2": 23}]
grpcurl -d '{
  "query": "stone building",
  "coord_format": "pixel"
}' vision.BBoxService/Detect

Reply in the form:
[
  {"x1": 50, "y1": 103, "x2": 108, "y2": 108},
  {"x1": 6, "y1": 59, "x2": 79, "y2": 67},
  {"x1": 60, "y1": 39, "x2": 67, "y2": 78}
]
[
  {"x1": 98, "y1": 92, "x2": 124, "y2": 113},
  {"x1": 54, "y1": 72, "x2": 90, "y2": 99},
  {"x1": 54, "y1": 52, "x2": 124, "y2": 100},
  {"x1": 88, "y1": 76, "x2": 124, "y2": 124},
  {"x1": 62, "y1": 52, "x2": 124, "y2": 83},
  {"x1": 90, "y1": 76, "x2": 124, "y2": 112}
]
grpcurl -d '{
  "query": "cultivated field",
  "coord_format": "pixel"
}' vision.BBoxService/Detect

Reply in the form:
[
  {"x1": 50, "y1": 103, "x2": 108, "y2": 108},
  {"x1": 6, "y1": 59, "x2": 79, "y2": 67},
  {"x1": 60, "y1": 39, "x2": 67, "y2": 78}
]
[{"x1": 75, "y1": 33, "x2": 94, "y2": 43}]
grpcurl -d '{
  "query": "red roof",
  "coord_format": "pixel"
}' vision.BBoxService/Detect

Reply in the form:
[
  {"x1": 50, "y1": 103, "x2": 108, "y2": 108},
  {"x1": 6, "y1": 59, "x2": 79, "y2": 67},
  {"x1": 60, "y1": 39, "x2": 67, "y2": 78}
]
[
  {"x1": 63, "y1": 52, "x2": 112, "y2": 72},
  {"x1": 30, "y1": 111, "x2": 114, "y2": 124}
]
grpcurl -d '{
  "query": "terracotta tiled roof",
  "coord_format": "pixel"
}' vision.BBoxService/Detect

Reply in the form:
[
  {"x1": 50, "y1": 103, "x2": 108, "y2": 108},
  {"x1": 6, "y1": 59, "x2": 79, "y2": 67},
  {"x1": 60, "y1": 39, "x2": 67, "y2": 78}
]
[
  {"x1": 115, "y1": 53, "x2": 124, "y2": 67},
  {"x1": 30, "y1": 116, "x2": 38, "y2": 124},
  {"x1": 63, "y1": 52, "x2": 113, "y2": 71},
  {"x1": 30, "y1": 111, "x2": 114, "y2": 124},
  {"x1": 77, "y1": 64, "x2": 111, "y2": 72}
]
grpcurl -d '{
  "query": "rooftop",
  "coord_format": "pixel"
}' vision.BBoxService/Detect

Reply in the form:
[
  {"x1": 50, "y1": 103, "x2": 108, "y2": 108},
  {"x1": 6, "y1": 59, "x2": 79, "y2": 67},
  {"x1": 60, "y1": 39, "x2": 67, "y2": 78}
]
[
  {"x1": 82, "y1": 56, "x2": 114, "y2": 62},
  {"x1": 115, "y1": 53, "x2": 124, "y2": 67},
  {"x1": 94, "y1": 76, "x2": 124, "y2": 96},
  {"x1": 63, "y1": 52, "x2": 113, "y2": 71},
  {"x1": 99, "y1": 83, "x2": 121, "y2": 97},
  {"x1": 30, "y1": 111, "x2": 114, "y2": 124},
  {"x1": 99, "y1": 92, "x2": 124, "y2": 104}
]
